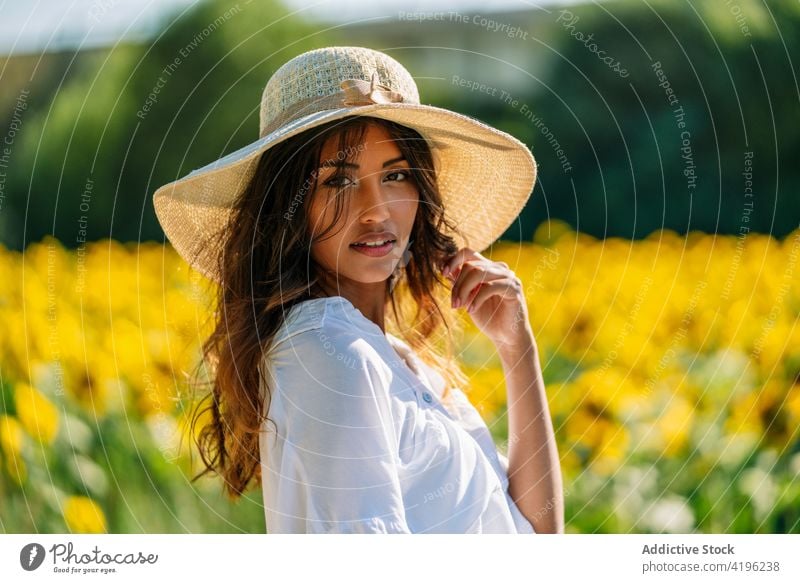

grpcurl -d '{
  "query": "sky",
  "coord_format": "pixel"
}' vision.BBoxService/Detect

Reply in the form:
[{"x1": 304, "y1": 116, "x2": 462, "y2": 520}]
[{"x1": 0, "y1": 0, "x2": 587, "y2": 55}]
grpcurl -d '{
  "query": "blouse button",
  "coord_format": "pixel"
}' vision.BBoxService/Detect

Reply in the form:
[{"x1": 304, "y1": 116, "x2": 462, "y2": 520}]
[{"x1": 422, "y1": 391, "x2": 433, "y2": 403}]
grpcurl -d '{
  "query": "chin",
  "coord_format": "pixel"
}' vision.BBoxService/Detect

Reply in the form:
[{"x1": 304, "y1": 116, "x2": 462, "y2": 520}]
[{"x1": 341, "y1": 270, "x2": 393, "y2": 285}]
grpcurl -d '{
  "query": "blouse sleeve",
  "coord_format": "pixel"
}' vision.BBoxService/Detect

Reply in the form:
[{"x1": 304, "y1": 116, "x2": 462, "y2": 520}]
[
  {"x1": 446, "y1": 384, "x2": 537, "y2": 534},
  {"x1": 266, "y1": 327, "x2": 411, "y2": 534}
]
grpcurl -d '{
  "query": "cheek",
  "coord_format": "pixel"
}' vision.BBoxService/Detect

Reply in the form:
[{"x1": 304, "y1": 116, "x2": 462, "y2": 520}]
[
  {"x1": 307, "y1": 197, "x2": 347, "y2": 262},
  {"x1": 308, "y1": 191, "x2": 352, "y2": 234},
  {"x1": 309, "y1": 236, "x2": 339, "y2": 274}
]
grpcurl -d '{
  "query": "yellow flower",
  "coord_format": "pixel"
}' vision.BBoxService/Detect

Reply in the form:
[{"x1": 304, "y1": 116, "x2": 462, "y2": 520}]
[
  {"x1": 0, "y1": 415, "x2": 27, "y2": 485},
  {"x1": 657, "y1": 394, "x2": 695, "y2": 457},
  {"x1": 725, "y1": 391, "x2": 762, "y2": 436},
  {"x1": 14, "y1": 382, "x2": 60, "y2": 445},
  {"x1": 462, "y1": 364, "x2": 506, "y2": 419},
  {"x1": 585, "y1": 368, "x2": 635, "y2": 418},
  {"x1": 63, "y1": 496, "x2": 107, "y2": 533},
  {"x1": 533, "y1": 218, "x2": 574, "y2": 246},
  {"x1": 785, "y1": 384, "x2": 800, "y2": 427},
  {"x1": 593, "y1": 423, "x2": 630, "y2": 476},
  {"x1": 0, "y1": 414, "x2": 24, "y2": 455}
]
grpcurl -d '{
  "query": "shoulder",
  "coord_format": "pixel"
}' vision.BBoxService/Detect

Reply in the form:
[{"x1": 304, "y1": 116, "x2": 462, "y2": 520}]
[
  {"x1": 270, "y1": 297, "x2": 386, "y2": 361},
  {"x1": 269, "y1": 297, "x2": 331, "y2": 347},
  {"x1": 263, "y1": 297, "x2": 394, "y2": 397},
  {"x1": 270, "y1": 296, "x2": 385, "y2": 346}
]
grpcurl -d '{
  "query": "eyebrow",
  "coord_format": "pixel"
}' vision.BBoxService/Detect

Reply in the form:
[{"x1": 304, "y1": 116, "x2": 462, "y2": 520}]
[{"x1": 318, "y1": 156, "x2": 407, "y2": 170}]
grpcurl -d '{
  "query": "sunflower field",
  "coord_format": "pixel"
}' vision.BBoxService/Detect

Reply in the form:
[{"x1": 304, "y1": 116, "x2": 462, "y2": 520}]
[{"x1": 1, "y1": 219, "x2": 799, "y2": 533}]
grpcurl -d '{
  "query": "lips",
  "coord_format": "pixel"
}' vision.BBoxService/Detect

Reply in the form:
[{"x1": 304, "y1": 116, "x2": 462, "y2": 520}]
[
  {"x1": 349, "y1": 239, "x2": 395, "y2": 257},
  {"x1": 350, "y1": 238, "x2": 396, "y2": 247},
  {"x1": 350, "y1": 231, "x2": 398, "y2": 246}
]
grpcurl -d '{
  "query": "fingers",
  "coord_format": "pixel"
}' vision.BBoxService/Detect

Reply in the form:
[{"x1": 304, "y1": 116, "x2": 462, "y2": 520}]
[
  {"x1": 451, "y1": 263, "x2": 504, "y2": 308},
  {"x1": 443, "y1": 247, "x2": 518, "y2": 310},
  {"x1": 465, "y1": 277, "x2": 521, "y2": 314},
  {"x1": 441, "y1": 247, "x2": 482, "y2": 277}
]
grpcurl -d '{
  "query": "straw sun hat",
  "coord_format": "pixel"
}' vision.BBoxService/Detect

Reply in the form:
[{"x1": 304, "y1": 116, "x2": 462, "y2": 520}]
[{"x1": 152, "y1": 46, "x2": 537, "y2": 283}]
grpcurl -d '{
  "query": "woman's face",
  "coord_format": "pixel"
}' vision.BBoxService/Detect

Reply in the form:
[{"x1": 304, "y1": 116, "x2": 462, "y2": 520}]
[{"x1": 308, "y1": 123, "x2": 419, "y2": 294}]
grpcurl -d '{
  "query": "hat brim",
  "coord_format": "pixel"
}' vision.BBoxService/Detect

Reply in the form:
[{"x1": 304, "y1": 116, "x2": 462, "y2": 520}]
[{"x1": 153, "y1": 102, "x2": 537, "y2": 283}]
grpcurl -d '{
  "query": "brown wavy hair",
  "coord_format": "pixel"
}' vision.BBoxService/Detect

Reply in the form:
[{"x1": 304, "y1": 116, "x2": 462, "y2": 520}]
[{"x1": 187, "y1": 115, "x2": 472, "y2": 500}]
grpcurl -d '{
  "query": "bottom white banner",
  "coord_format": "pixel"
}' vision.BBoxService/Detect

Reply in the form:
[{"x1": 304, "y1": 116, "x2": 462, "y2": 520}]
[{"x1": 0, "y1": 534, "x2": 797, "y2": 582}]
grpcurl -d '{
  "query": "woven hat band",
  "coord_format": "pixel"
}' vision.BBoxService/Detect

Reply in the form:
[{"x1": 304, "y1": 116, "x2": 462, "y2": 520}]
[{"x1": 259, "y1": 71, "x2": 412, "y2": 139}]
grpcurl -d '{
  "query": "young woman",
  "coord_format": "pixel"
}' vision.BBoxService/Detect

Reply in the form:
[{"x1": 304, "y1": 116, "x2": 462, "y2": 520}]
[{"x1": 153, "y1": 46, "x2": 563, "y2": 534}]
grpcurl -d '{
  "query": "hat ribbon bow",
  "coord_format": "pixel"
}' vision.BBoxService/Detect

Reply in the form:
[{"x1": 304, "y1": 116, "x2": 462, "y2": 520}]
[{"x1": 340, "y1": 71, "x2": 405, "y2": 106}]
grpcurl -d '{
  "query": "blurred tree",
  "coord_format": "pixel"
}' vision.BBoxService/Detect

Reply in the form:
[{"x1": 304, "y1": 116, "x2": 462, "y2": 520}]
[
  {"x1": 4, "y1": 0, "x2": 318, "y2": 249},
  {"x1": 3, "y1": 0, "x2": 798, "y2": 248},
  {"x1": 523, "y1": 0, "x2": 799, "y2": 239}
]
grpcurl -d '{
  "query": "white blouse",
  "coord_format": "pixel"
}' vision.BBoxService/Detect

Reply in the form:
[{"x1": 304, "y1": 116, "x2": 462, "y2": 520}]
[{"x1": 258, "y1": 295, "x2": 535, "y2": 534}]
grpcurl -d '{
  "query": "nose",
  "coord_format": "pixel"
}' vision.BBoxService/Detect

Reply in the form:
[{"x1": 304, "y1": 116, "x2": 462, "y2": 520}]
[{"x1": 355, "y1": 175, "x2": 391, "y2": 222}]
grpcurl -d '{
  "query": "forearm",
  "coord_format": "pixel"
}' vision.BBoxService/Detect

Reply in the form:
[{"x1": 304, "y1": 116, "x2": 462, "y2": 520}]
[{"x1": 498, "y1": 333, "x2": 564, "y2": 534}]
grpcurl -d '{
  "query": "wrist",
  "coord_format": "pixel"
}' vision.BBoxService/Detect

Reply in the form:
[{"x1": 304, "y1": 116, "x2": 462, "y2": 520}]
[{"x1": 496, "y1": 332, "x2": 538, "y2": 367}]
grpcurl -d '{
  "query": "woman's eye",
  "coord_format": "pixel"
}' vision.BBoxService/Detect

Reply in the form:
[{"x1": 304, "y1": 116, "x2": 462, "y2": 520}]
[
  {"x1": 322, "y1": 170, "x2": 409, "y2": 189},
  {"x1": 323, "y1": 175, "x2": 352, "y2": 188},
  {"x1": 386, "y1": 170, "x2": 409, "y2": 182}
]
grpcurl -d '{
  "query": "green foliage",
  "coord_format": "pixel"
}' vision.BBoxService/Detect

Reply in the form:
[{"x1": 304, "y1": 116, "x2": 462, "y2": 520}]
[
  {"x1": 4, "y1": 0, "x2": 798, "y2": 249},
  {"x1": 4, "y1": 0, "x2": 318, "y2": 249},
  {"x1": 521, "y1": 0, "x2": 800, "y2": 240}
]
